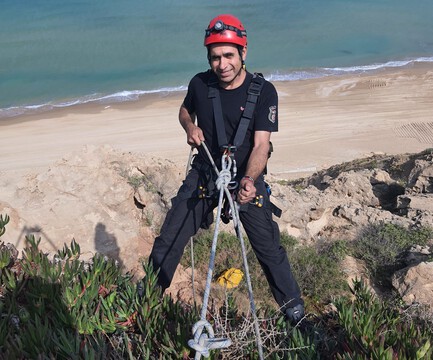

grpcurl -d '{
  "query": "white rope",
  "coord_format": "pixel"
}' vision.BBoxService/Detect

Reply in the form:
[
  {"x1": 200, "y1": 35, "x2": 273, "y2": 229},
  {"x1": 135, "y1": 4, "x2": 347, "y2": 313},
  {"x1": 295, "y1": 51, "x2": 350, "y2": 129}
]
[
  {"x1": 188, "y1": 154, "x2": 232, "y2": 358},
  {"x1": 230, "y1": 197, "x2": 264, "y2": 360},
  {"x1": 188, "y1": 142, "x2": 264, "y2": 360},
  {"x1": 186, "y1": 147, "x2": 197, "y2": 305}
]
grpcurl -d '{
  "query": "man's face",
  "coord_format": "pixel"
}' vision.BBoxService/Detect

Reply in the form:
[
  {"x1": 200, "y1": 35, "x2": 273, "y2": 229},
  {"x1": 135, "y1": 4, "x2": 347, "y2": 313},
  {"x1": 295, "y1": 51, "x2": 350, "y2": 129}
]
[{"x1": 208, "y1": 43, "x2": 247, "y2": 88}]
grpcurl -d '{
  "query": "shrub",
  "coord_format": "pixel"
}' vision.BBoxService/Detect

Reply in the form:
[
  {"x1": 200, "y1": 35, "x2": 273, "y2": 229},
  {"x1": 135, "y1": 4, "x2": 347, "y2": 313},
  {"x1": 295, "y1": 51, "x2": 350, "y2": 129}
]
[
  {"x1": 182, "y1": 229, "x2": 276, "y2": 310},
  {"x1": 322, "y1": 239, "x2": 350, "y2": 262},
  {"x1": 350, "y1": 223, "x2": 433, "y2": 284},
  {"x1": 182, "y1": 229, "x2": 247, "y2": 276},
  {"x1": 282, "y1": 233, "x2": 348, "y2": 304},
  {"x1": 290, "y1": 247, "x2": 348, "y2": 304},
  {"x1": 183, "y1": 230, "x2": 349, "y2": 309}
]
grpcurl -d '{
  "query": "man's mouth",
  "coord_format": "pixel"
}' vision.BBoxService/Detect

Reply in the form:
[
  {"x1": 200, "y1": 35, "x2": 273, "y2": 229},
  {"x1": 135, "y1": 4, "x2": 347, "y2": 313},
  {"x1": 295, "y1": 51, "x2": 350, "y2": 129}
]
[{"x1": 219, "y1": 70, "x2": 231, "y2": 77}]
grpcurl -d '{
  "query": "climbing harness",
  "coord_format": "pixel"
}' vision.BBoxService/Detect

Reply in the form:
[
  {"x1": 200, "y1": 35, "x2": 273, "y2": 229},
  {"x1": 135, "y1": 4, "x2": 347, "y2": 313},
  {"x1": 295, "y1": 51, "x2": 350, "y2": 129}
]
[
  {"x1": 208, "y1": 71, "x2": 265, "y2": 153},
  {"x1": 188, "y1": 141, "x2": 264, "y2": 360},
  {"x1": 207, "y1": 71, "x2": 282, "y2": 219}
]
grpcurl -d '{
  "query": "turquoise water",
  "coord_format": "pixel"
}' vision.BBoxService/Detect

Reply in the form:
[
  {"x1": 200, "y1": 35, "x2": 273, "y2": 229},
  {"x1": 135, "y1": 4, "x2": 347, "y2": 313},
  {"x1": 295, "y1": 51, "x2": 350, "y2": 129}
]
[{"x1": 1, "y1": 0, "x2": 433, "y2": 118}]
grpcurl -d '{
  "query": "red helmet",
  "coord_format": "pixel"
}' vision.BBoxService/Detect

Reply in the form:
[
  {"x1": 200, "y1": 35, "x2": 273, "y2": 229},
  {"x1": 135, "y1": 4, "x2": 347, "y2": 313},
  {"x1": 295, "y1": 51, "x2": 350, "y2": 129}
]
[{"x1": 204, "y1": 14, "x2": 247, "y2": 47}]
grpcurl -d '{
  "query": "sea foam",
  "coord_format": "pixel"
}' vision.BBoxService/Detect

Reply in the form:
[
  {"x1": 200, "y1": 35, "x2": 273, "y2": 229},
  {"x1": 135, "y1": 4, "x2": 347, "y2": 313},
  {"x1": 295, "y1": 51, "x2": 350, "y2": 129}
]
[
  {"x1": 266, "y1": 56, "x2": 433, "y2": 82},
  {"x1": 2, "y1": 57, "x2": 433, "y2": 120},
  {"x1": 0, "y1": 86, "x2": 187, "y2": 119}
]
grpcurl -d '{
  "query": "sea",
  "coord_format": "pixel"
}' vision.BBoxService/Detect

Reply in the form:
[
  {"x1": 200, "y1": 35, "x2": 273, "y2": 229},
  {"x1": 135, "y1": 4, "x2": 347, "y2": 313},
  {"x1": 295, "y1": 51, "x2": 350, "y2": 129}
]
[{"x1": 1, "y1": 0, "x2": 433, "y2": 119}]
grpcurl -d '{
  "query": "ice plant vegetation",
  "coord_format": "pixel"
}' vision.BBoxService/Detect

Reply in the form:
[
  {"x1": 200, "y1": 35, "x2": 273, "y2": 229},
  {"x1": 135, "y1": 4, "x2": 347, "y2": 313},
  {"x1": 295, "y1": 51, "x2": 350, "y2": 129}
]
[{"x1": 0, "y1": 214, "x2": 432, "y2": 358}]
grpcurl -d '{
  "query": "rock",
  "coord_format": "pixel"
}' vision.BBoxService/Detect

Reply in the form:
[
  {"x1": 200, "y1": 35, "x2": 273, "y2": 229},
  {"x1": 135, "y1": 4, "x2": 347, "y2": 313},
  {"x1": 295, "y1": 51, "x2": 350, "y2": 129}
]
[
  {"x1": 372, "y1": 183, "x2": 405, "y2": 210},
  {"x1": 341, "y1": 255, "x2": 371, "y2": 291},
  {"x1": 307, "y1": 208, "x2": 332, "y2": 238},
  {"x1": 397, "y1": 194, "x2": 433, "y2": 213},
  {"x1": 0, "y1": 145, "x2": 184, "y2": 279},
  {"x1": 407, "y1": 160, "x2": 433, "y2": 192},
  {"x1": 392, "y1": 261, "x2": 433, "y2": 311},
  {"x1": 404, "y1": 245, "x2": 432, "y2": 266},
  {"x1": 273, "y1": 168, "x2": 417, "y2": 241},
  {"x1": 370, "y1": 169, "x2": 393, "y2": 185},
  {"x1": 341, "y1": 255, "x2": 385, "y2": 298},
  {"x1": 326, "y1": 170, "x2": 379, "y2": 206}
]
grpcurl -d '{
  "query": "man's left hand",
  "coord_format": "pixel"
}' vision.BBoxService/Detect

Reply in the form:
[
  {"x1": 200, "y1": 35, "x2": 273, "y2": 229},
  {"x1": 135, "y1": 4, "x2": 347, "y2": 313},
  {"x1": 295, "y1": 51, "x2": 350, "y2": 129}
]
[{"x1": 238, "y1": 178, "x2": 256, "y2": 205}]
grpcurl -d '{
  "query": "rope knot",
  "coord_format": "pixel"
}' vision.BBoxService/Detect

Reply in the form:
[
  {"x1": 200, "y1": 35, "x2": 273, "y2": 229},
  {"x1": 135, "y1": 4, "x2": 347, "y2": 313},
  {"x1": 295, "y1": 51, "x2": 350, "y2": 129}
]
[
  {"x1": 188, "y1": 320, "x2": 232, "y2": 359},
  {"x1": 215, "y1": 154, "x2": 234, "y2": 190},
  {"x1": 215, "y1": 169, "x2": 231, "y2": 190}
]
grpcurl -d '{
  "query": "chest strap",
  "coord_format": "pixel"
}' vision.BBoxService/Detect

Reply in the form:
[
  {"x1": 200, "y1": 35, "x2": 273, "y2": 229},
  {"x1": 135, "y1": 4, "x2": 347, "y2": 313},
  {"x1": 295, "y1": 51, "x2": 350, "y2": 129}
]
[{"x1": 207, "y1": 72, "x2": 265, "y2": 152}]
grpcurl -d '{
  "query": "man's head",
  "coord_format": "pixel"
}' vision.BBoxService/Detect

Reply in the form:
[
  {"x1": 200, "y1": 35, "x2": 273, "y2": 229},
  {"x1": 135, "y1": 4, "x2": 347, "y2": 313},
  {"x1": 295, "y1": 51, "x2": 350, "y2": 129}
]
[{"x1": 204, "y1": 14, "x2": 248, "y2": 88}]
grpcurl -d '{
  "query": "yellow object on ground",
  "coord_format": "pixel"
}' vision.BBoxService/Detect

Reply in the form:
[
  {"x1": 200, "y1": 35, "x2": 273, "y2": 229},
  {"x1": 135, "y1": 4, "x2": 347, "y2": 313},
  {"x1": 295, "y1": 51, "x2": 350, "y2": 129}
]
[{"x1": 216, "y1": 268, "x2": 244, "y2": 288}]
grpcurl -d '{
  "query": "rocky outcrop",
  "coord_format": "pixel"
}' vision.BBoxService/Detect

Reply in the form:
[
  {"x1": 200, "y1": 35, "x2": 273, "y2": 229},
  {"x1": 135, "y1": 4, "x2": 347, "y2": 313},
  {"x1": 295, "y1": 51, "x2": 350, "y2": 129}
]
[
  {"x1": 271, "y1": 169, "x2": 411, "y2": 242},
  {"x1": 390, "y1": 246, "x2": 433, "y2": 312},
  {"x1": 0, "y1": 145, "x2": 184, "y2": 277},
  {"x1": 395, "y1": 161, "x2": 433, "y2": 227},
  {"x1": 392, "y1": 261, "x2": 433, "y2": 308},
  {"x1": 270, "y1": 154, "x2": 433, "y2": 244}
]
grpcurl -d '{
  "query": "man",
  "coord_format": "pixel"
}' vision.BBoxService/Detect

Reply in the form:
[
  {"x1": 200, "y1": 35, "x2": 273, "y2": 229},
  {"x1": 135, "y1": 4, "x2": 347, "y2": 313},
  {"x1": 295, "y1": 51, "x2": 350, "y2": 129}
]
[{"x1": 149, "y1": 14, "x2": 304, "y2": 324}]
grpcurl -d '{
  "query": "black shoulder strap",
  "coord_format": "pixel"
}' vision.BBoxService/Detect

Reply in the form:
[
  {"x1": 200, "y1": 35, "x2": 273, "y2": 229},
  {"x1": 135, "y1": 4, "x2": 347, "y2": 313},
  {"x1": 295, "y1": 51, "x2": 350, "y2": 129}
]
[
  {"x1": 208, "y1": 72, "x2": 265, "y2": 151},
  {"x1": 208, "y1": 73, "x2": 228, "y2": 149},
  {"x1": 233, "y1": 72, "x2": 265, "y2": 148}
]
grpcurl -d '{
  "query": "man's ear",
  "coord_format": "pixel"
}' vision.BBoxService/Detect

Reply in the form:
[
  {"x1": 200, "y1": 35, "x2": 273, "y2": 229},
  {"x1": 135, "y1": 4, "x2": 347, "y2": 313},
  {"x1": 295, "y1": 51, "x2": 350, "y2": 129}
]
[
  {"x1": 242, "y1": 46, "x2": 248, "y2": 62},
  {"x1": 207, "y1": 47, "x2": 211, "y2": 66}
]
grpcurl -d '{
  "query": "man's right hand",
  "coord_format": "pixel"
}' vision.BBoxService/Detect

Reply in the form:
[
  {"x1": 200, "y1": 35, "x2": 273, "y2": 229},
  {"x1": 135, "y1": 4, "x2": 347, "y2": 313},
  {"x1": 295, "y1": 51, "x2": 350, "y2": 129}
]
[
  {"x1": 186, "y1": 123, "x2": 205, "y2": 147},
  {"x1": 179, "y1": 104, "x2": 204, "y2": 147}
]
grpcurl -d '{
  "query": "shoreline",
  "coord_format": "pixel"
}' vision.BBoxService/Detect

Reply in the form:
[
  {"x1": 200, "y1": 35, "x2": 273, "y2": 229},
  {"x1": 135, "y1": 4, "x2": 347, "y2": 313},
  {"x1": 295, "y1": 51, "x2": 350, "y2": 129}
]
[
  {"x1": 1, "y1": 63, "x2": 433, "y2": 179},
  {"x1": 2, "y1": 56, "x2": 433, "y2": 122}
]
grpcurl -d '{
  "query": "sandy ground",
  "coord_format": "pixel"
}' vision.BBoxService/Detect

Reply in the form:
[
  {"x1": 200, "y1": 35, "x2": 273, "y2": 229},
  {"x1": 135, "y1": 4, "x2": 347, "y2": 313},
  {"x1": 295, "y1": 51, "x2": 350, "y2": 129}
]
[{"x1": 1, "y1": 63, "x2": 433, "y2": 180}]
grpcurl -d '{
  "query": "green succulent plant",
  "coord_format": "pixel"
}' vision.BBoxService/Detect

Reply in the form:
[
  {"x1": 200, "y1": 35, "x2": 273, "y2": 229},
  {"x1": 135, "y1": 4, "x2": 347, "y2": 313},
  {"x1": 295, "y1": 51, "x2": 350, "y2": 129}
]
[{"x1": 0, "y1": 214, "x2": 432, "y2": 359}]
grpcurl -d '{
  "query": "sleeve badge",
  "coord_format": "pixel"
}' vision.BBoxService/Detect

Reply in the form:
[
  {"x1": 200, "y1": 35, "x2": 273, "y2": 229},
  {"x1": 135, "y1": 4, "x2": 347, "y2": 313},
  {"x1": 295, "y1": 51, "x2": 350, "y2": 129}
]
[{"x1": 268, "y1": 105, "x2": 277, "y2": 124}]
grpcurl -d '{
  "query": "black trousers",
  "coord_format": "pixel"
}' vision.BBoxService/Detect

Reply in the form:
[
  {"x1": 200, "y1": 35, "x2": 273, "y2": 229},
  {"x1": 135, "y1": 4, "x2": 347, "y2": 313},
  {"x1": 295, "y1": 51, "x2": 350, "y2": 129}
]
[{"x1": 149, "y1": 166, "x2": 303, "y2": 311}]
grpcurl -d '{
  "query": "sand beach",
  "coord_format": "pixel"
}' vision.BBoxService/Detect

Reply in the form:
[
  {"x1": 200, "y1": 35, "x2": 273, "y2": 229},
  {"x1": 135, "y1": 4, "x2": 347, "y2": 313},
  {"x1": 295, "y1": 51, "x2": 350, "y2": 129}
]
[{"x1": 1, "y1": 63, "x2": 433, "y2": 180}]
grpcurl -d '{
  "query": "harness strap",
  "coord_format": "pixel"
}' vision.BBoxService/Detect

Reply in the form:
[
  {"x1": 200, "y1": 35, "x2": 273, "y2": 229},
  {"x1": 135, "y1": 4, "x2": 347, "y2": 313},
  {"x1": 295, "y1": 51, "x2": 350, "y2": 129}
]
[
  {"x1": 270, "y1": 202, "x2": 282, "y2": 218},
  {"x1": 207, "y1": 77, "x2": 228, "y2": 150},
  {"x1": 207, "y1": 72, "x2": 265, "y2": 151},
  {"x1": 233, "y1": 73, "x2": 265, "y2": 148}
]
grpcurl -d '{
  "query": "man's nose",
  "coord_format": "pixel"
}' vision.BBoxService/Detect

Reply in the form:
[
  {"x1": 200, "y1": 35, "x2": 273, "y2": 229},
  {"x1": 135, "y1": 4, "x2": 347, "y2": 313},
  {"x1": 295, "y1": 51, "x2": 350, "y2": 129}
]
[{"x1": 218, "y1": 57, "x2": 227, "y2": 69}]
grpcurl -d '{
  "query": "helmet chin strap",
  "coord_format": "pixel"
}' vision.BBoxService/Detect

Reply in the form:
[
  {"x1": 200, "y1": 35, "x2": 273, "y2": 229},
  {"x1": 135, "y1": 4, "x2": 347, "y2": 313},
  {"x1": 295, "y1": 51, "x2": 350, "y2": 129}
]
[
  {"x1": 236, "y1": 65, "x2": 244, "y2": 77},
  {"x1": 236, "y1": 45, "x2": 246, "y2": 69}
]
